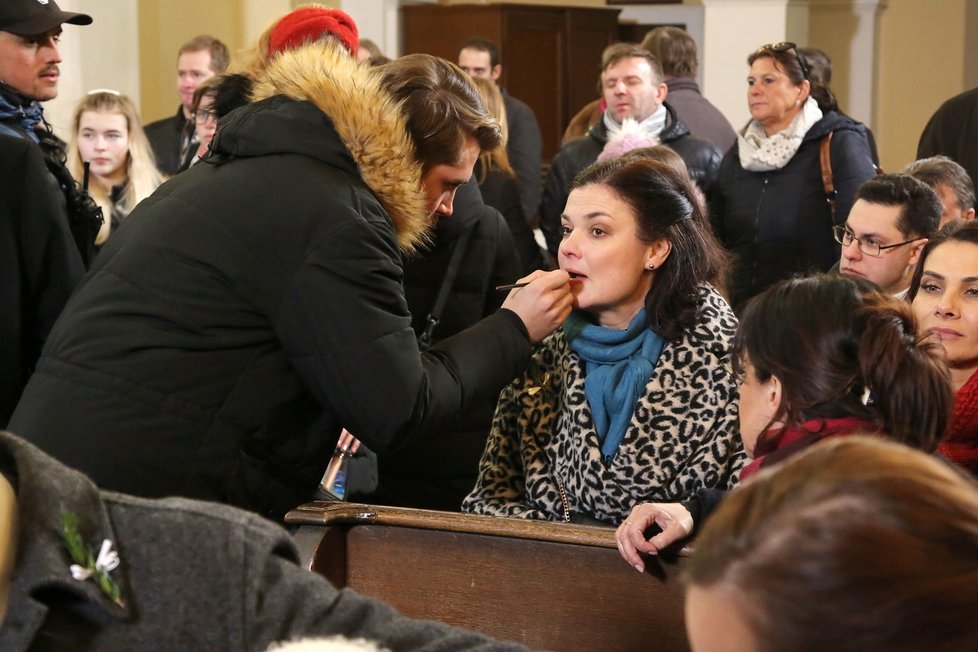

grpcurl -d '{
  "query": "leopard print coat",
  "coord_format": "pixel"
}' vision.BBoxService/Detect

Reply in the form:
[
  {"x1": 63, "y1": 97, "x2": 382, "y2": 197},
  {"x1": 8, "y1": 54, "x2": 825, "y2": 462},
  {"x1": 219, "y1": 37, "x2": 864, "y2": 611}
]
[{"x1": 462, "y1": 286, "x2": 745, "y2": 524}]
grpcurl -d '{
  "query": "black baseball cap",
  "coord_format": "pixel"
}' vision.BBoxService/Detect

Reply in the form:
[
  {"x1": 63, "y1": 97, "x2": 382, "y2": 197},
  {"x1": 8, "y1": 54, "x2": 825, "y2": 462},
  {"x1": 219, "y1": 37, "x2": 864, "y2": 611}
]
[{"x1": 0, "y1": 0, "x2": 92, "y2": 36}]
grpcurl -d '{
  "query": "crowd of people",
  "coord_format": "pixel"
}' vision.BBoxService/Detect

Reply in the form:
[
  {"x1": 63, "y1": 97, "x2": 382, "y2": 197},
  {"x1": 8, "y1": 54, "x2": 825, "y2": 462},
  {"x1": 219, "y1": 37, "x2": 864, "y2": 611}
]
[{"x1": 4, "y1": 0, "x2": 978, "y2": 648}]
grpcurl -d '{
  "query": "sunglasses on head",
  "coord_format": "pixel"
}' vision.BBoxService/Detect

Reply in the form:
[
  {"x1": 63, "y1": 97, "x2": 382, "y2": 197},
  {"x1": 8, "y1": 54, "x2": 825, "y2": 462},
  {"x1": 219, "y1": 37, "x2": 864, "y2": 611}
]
[{"x1": 755, "y1": 41, "x2": 810, "y2": 80}]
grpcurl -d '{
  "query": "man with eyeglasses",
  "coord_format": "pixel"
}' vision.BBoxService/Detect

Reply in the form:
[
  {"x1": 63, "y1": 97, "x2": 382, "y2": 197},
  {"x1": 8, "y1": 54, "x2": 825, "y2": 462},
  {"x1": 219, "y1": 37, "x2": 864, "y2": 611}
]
[{"x1": 837, "y1": 174, "x2": 942, "y2": 298}]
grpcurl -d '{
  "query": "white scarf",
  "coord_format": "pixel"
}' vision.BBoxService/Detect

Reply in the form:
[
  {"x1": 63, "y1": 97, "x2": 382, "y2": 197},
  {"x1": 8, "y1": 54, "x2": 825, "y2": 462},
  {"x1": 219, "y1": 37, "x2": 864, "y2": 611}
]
[
  {"x1": 738, "y1": 98, "x2": 823, "y2": 172},
  {"x1": 603, "y1": 103, "x2": 668, "y2": 141}
]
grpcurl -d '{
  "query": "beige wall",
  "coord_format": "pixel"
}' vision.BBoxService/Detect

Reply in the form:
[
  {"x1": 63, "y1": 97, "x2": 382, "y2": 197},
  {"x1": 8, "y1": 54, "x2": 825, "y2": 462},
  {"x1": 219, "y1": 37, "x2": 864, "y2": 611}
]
[
  {"x1": 138, "y1": 0, "x2": 290, "y2": 124},
  {"x1": 876, "y1": 0, "x2": 974, "y2": 172}
]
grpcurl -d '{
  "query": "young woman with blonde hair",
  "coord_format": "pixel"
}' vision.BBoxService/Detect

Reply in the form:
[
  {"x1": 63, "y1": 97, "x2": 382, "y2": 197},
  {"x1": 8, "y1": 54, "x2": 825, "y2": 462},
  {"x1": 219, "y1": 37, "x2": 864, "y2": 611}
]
[{"x1": 68, "y1": 91, "x2": 164, "y2": 246}]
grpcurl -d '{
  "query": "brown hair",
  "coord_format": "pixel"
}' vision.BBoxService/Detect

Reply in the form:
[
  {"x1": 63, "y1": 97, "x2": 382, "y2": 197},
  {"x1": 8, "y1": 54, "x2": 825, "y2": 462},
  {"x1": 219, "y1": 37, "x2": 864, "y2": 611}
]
[
  {"x1": 468, "y1": 76, "x2": 514, "y2": 181},
  {"x1": 570, "y1": 158, "x2": 729, "y2": 339},
  {"x1": 179, "y1": 34, "x2": 230, "y2": 74},
  {"x1": 688, "y1": 436, "x2": 978, "y2": 652},
  {"x1": 640, "y1": 26, "x2": 697, "y2": 78},
  {"x1": 748, "y1": 42, "x2": 836, "y2": 114},
  {"x1": 734, "y1": 274, "x2": 951, "y2": 454},
  {"x1": 596, "y1": 43, "x2": 662, "y2": 94},
  {"x1": 379, "y1": 54, "x2": 502, "y2": 174}
]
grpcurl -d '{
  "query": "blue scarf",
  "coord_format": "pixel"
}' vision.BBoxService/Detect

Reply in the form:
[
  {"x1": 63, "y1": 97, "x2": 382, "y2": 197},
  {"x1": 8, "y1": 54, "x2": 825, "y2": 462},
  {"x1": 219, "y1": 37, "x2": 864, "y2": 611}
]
[
  {"x1": 0, "y1": 82, "x2": 43, "y2": 142},
  {"x1": 564, "y1": 308, "x2": 667, "y2": 462}
]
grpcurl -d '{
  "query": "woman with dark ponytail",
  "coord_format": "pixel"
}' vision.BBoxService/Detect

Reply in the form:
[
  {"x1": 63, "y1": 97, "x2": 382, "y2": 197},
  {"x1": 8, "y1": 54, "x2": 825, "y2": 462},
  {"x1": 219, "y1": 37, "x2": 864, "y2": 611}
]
[{"x1": 616, "y1": 273, "x2": 953, "y2": 571}]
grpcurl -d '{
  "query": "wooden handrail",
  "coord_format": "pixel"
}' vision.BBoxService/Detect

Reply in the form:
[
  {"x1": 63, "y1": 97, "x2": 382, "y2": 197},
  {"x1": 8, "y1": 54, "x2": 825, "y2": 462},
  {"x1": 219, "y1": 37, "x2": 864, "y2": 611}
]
[{"x1": 286, "y1": 501, "x2": 625, "y2": 549}]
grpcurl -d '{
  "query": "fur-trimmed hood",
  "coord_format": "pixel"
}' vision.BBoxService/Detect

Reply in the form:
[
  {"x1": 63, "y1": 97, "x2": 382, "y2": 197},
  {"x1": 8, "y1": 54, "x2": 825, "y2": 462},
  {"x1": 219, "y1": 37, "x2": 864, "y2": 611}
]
[{"x1": 237, "y1": 41, "x2": 429, "y2": 253}]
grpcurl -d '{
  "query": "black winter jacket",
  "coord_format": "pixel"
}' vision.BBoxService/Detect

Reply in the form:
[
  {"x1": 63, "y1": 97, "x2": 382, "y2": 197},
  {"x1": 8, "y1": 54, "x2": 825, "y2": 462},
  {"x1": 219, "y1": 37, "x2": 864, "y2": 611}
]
[
  {"x1": 476, "y1": 162, "x2": 545, "y2": 273},
  {"x1": 710, "y1": 111, "x2": 877, "y2": 309},
  {"x1": 367, "y1": 179, "x2": 523, "y2": 510},
  {"x1": 539, "y1": 102, "x2": 723, "y2": 255},
  {"x1": 0, "y1": 135, "x2": 84, "y2": 426},
  {"x1": 8, "y1": 44, "x2": 533, "y2": 521},
  {"x1": 917, "y1": 86, "x2": 978, "y2": 190}
]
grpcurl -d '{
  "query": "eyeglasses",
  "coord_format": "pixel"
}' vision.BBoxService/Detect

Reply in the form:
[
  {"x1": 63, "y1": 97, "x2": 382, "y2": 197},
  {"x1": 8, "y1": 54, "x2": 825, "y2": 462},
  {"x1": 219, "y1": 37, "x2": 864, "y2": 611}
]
[
  {"x1": 194, "y1": 109, "x2": 217, "y2": 125},
  {"x1": 832, "y1": 225, "x2": 923, "y2": 257},
  {"x1": 755, "y1": 41, "x2": 809, "y2": 80}
]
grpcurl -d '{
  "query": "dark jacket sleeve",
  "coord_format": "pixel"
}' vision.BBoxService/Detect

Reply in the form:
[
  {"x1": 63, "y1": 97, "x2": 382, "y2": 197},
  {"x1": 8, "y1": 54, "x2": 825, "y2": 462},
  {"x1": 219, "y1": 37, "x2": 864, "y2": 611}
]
[
  {"x1": 484, "y1": 208, "x2": 522, "y2": 316},
  {"x1": 682, "y1": 487, "x2": 728, "y2": 532},
  {"x1": 505, "y1": 99, "x2": 543, "y2": 224},
  {"x1": 829, "y1": 128, "x2": 877, "y2": 226},
  {"x1": 483, "y1": 173, "x2": 543, "y2": 273},
  {"x1": 271, "y1": 217, "x2": 531, "y2": 455},
  {"x1": 539, "y1": 150, "x2": 576, "y2": 257},
  {"x1": 0, "y1": 137, "x2": 84, "y2": 424}
]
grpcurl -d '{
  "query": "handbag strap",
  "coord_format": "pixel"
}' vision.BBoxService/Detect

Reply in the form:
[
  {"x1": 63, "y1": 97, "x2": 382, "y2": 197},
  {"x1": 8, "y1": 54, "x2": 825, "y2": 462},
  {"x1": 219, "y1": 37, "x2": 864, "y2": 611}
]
[
  {"x1": 820, "y1": 131, "x2": 837, "y2": 221},
  {"x1": 419, "y1": 227, "x2": 474, "y2": 349}
]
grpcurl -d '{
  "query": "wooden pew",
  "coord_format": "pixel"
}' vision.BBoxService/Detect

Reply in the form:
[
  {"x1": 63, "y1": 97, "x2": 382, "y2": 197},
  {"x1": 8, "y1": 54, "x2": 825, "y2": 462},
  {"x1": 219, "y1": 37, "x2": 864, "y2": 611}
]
[{"x1": 286, "y1": 502, "x2": 691, "y2": 652}]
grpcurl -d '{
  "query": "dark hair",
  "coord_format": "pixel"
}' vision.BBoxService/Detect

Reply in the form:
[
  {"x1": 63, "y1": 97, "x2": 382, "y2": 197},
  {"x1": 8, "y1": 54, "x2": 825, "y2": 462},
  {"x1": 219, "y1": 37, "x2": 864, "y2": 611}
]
[
  {"x1": 734, "y1": 274, "x2": 951, "y2": 454},
  {"x1": 853, "y1": 173, "x2": 942, "y2": 238},
  {"x1": 798, "y1": 46, "x2": 839, "y2": 113},
  {"x1": 569, "y1": 158, "x2": 729, "y2": 340},
  {"x1": 749, "y1": 43, "x2": 837, "y2": 114},
  {"x1": 179, "y1": 34, "x2": 230, "y2": 73},
  {"x1": 210, "y1": 73, "x2": 253, "y2": 119},
  {"x1": 459, "y1": 37, "x2": 499, "y2": 68},
  {"x1": 190, "y1": 75, "x2": 221, "y2": 112},
  {"x1": 640, "y1": 26, "x2": 697, "y2": 78},
  {"x1": 908, "y1": 220, "x2": 978, "y2": 302},
  {"x1": 904, "y1": 155, "x2": 976, "y2": 212},
  {"x1": 687, "y1": 436, "x2": 978, "y2": 652},
  {"x1": 798, "y1": 46, "x2": 831, "y2": 85},
  {"x1": 379, "y1": 54, "x2": 502, "y2": 174}
]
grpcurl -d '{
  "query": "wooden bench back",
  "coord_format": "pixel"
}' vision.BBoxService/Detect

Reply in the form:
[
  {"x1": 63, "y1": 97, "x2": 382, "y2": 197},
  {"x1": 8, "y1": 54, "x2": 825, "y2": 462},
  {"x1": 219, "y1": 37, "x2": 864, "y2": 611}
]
[{"x1": 287, "y1": 502, "x2": 691, "y2": 652}]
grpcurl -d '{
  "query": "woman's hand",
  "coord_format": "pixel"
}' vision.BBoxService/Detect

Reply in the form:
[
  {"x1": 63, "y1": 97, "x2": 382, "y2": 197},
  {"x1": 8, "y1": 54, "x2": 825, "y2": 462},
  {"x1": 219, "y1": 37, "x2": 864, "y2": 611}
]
[
  {"x1": 615, "y1": 502, "x2": 695, "y2": 573},
  {"x1": 501, "y1": 270, "x2": 573, "y2": 343}
]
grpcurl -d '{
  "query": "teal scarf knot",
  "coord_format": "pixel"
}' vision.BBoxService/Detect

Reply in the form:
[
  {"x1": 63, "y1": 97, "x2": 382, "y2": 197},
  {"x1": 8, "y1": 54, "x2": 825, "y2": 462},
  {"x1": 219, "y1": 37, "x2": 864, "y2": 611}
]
[{"x1": 564, "y1": 308, "x2": 667, "y2": 462}]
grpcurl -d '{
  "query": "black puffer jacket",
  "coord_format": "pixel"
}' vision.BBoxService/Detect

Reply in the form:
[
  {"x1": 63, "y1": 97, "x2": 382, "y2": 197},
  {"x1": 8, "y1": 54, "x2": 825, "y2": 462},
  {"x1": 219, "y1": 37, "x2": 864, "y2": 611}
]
[
  {"x1": 404, "y1": 178, "x2": 522, "y2": 343},
  {"x1": 8, "y1": 44, "x2": 532, "y2": 521},
  {"x1": 0, "y1": 135, "x2": 84, "y2": 426},
  {"x1": 539, "y1": 102, "x2": 723, "y2": 255},
  {"x1": 364, "y1": 179, "x2": 522, "y2": 510},
  {"x1": 475, "y1": 161, "x2": 544, "y2": 273},
  {"x1": 709, "y1": 111, "x2": 877, "y2": 309}
]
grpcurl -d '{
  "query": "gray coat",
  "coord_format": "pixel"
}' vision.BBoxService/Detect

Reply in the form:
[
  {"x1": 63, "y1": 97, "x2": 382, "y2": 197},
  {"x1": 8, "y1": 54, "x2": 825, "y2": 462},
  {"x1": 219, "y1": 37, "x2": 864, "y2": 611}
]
[{"x1": 0, "y1": 431, "x2": 525, "y2": 651}]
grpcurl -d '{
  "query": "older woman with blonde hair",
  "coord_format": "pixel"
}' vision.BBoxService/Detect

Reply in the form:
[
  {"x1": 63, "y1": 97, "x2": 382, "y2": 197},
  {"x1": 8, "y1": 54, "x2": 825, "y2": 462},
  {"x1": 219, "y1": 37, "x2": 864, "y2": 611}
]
[{"x1": 67, "y1": 90, "x2": 164, "y2": 246}]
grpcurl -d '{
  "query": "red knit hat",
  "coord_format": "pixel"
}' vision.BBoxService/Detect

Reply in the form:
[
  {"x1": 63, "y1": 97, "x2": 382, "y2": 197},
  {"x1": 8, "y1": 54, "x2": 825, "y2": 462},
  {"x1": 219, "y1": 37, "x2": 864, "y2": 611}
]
[{"x1": 268, "y1": 7, "x2": 358, "y2": 57}]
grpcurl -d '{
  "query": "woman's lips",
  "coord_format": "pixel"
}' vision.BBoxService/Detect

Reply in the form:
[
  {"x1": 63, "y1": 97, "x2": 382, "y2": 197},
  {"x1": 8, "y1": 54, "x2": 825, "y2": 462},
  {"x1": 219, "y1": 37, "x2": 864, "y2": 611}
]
[{"x1": 931, "y1": 327, "x2": 964, "y2": 339}]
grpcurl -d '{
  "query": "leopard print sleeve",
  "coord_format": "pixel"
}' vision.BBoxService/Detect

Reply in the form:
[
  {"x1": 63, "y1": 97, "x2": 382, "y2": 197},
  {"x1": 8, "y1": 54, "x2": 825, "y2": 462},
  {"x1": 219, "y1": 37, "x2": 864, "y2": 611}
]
[{"x1": 461, "y1": 380, "x2": 553, "y2": 520}]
